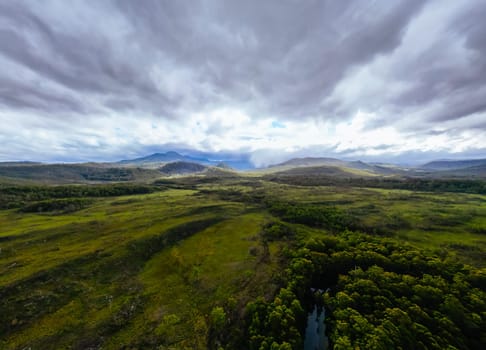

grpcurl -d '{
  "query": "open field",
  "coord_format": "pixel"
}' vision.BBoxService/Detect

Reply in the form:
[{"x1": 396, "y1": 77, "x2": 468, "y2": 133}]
[
  {"x1": 1, "y1": 177, "x2": 485, "y2": 349},
  {"x1": 257, "y1": 181, "x2": 486, "y2": 266}
]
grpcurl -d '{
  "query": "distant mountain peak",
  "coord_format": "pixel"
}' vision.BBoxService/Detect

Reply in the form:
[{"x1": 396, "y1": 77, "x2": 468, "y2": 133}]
[
  {"x1": 273, "y1": 157, "x2": 344, "y2": 167},
  {"x1": 163, "y1": 151, "x2": 182, "y2": 156},
  {"x1": 119, "y1": 151, "x2": 191, "y2": 165},
  {"x1": 421, "y1": 158, "x2": 486, "y2": 170},
  {"x1": 117, "y1": 151, "x2": 254, "y2": 170},
  {"x1": 216, "y1": 162, "x2": 232, "y2": 169}
]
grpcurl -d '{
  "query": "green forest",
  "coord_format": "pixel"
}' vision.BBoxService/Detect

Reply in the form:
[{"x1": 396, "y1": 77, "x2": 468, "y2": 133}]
[{"x1": 0, "y1": 176, "x2": 485, "y2": 349}]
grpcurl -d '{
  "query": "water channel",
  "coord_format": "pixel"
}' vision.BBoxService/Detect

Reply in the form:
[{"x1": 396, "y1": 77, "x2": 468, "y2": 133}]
[{"x1": 303, "y1": 288, "x2": 329, "y2": 350}]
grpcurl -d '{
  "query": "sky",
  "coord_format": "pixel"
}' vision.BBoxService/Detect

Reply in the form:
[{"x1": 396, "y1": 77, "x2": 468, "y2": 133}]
[{"x1": 0, "y1": 0, "x2": 485, "y2": 166}]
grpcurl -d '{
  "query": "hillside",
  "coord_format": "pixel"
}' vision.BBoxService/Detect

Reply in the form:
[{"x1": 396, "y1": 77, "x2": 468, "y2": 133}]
[
  {"x1": 118, "y1": 152, "x2": 255, "y2": 170},
  {"x1": 266, "y1": 157, "x2": 408, "y2": 177},
  {"x1": 348, "y1": 161, "x2": 408, "y2": 175},
  {"x1": 0, "y1": 162, "x2": 42, "y2": 166},
  {"x1": 271, "y1": 165, "x2": 374, "y2": 177},
  {"x1": 0, "y1": 164, "x2": 161, "y2": 183},
  {"x1": 273, "y1": 157, "x2": 346, "y2": 168},
  {"x1": 434, "y1": 164, "x2": 486, "y2": 178},
  {"x1": 266, "y1": 156, "x2": 486, "y2": 178},
  {"x1": 0, "y1": 177, "x2": 485, "y2": 349},
  {"x1": 158, "y1": 161, "x2": 207, "y2": 175},
  {"x1": 2, "y1": 154, "x2": 486, "y2": 184},
  {"x1": 421, "y1": 158, "x2": 486, "y2": 170},
  {"x1": 119, "y1": 151, "x2": 213, "y2": 167}
]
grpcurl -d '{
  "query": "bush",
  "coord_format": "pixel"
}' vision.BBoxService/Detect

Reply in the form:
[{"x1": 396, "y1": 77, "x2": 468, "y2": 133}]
[{"x1": 19, "y1": 198, "x2": 94, "y2": 214}]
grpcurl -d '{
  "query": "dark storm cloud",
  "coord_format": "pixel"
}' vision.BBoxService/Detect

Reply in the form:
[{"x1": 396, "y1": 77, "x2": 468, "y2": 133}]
[
  {"x1": 427, "y1": 2, "x2": 486, "y2": 123},
  {"x1": 117, "y1": 0, "x2": 426, "y2": 119},
  {"x1": 0, "y1": 76, "x2": 88, "y2": 113},
  {"x1": 0, "y1": 1, "x2": 165, "y2": 116},
  {"x1": 0, "y1": 0, "x2": 485, "y2": 163},
  {"x1": 364, "y1": 0, "x2": 486, "y2": 130},
  {"x1": 0, "y1": 0, "x2": 426, "y2": 120}
]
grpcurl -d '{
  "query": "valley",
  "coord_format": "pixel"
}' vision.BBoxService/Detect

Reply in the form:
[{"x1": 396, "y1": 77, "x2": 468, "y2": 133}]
[{"x1": 0, "y1": 166, "x2": 485, "y2": 349}]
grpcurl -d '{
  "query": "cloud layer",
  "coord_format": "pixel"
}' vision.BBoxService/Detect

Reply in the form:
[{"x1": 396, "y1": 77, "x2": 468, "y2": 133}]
[{"x1": 0, "y1": 0, "x2": 485, "y2": 164}]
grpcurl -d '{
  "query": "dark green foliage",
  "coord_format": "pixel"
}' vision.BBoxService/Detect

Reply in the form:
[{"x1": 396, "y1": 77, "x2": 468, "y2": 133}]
[
  {"x1": 210, "y1": 189, "x2": 245, "y2": 201},
  {"x1": 261, "y1": 222, "x2": 296, "y2": 242},
  {"x1": 244, "y1": 231, "x2": 486, "y2": 350},
  {"x1": 267, "y1": 175, "x2": 486, "y2": 194},
  {"x1": 266, "y1": 201, "x2": 356, "y2": 232},
  {"x1": 209, "y1": 306, "x2": 227, "y2": 331},
  {"x1": 246, "y1": 291, "x2": 306, "y2": 349},
  {"x1": 19, "y1": 198, "x2": 94, "y2": 213},
  {"x1": 326, "y1": 265, "x2": 485, "y2": 349},
  {"x1": 470, "y1": 224, "x2": 486, "y2": 234},
  {"x1": 0, "y1": 164, "x2": 157, "y2": 182},
  {"x1": 158, "y1": 161, "x2": 206, "y2": 174},
  {"x1": 0, "y1": 184, "x2": 155, "y2": 209},
  {"x1": 209, "y1": 305, "x2": 228, "y2": 346},
  {"x1": 78, "y1": 167, "x2": 135, "y2": 181}
]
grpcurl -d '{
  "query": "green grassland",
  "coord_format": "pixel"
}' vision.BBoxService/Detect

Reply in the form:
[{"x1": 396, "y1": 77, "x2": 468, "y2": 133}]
[
  {"x1": 258, "y1": 182, "x2": 486, "y2": 265},
  {"x1": 0, "y1": 182, "x2": 281, "y2": 349},
  {"x1": 0, "y1": 177, "x2": 485, "y2": 349}
]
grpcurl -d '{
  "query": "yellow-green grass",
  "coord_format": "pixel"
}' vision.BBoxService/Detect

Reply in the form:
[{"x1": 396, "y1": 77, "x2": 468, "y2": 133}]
[
  {"x1": 259, "y1": 181, "x2": 486, "y2": 266},
  {"x1": 0, "y1": 186, "x2": 280, "y2": 349},
  {"x1": 103, "y1": 212, "x2": 271, "y2": 349},
  {"x1": 2, "y1": 178, "x2": 486, "y2": 348},
  {"x1": 0, "y1": 190, "x2": 235, "y2": 286}
]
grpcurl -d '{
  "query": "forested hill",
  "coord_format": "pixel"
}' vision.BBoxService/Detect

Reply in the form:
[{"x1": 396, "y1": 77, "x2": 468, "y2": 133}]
[
  {"x1": 0, "y1": 164, "x2": 160, "y2": 183},
  {"x1": 421, "y1": 158, "x2": 486, "y2": 170},
  {"x1": 158, "y1": 161, "x2": 207, "y2": 175}
]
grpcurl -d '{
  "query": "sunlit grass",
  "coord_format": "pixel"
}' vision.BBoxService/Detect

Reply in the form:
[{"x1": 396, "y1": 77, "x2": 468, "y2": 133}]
[{"x1": 1, "y1": 179, "x2": 485, "y2": 348}]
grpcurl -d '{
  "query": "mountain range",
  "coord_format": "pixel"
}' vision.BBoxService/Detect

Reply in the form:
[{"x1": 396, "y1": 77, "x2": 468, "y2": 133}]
[
  {"x1": 420, "y1": 158, "x2": 486, "y2": 170},
  {"x1": 0, "y1": 152, "x2": 485, "y2": 183},
  {"x1": 118, "y1": 151, "x2": 253, "y2": 170}
]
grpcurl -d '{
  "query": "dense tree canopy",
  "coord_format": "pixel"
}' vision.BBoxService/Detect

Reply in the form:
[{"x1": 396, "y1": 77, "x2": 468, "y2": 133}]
[{"x1": 242, "y1": 230, "x2": 485, "y2": 349}]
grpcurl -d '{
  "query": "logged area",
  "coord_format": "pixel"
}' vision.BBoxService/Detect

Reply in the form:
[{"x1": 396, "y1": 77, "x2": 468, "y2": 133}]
[{"x1": 0, "y1": 178, "x2": 485, "y2": 349}]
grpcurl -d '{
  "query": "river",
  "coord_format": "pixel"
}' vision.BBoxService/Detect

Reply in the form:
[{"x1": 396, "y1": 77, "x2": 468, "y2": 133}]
[{"x1": 303, "y1": 305, "x2": 328, "y2": 350}]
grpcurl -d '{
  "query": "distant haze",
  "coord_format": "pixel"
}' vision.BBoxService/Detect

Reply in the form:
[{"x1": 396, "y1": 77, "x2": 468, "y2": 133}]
[{"x1": 0, "y1": 0, "x2": 485, "y2": 166}]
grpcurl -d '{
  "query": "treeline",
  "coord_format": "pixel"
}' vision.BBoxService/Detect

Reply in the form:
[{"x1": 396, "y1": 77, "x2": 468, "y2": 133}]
[
  {"x1": 264, "y1": 201, "x2": 396, "y2": 236},
  {"x1": 266, "y1": 175, "x2": 486, "y2": 194},
  {"x1": 0, "y1": 184, "x2": 156, "y2": 209},
  {"x1": 18, "y1": 198, "x2": 94, "y2": 214},
  {"x1": 0, "y1": 164, "x2": 143, "y2": 182},
  {"x1": 239, "y1": 231, "x2": 486, "y2": 350},
  {"x1": 79, "y1": 167, "x2": 135, "y2": 181},
  {"x1": 265, "y1": 201, "x2": 356, "y2": 232}
]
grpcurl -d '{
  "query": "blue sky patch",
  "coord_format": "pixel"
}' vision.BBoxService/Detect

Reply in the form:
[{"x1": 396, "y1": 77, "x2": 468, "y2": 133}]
[{"x1": 271, "y1": 121, "x2": 286, "y2": 129}]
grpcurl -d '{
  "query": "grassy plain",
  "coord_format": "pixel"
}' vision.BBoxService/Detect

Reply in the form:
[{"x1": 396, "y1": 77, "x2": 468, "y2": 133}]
[
  {"x1": 0, "y1": 176, "x2": 485, "y2": 348},
  {"x1": 259, "y1": 181, "x2": 486, "y2": 266}
]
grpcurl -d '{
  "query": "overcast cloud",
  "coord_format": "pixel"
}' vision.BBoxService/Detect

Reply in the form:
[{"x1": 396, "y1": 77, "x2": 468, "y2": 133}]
[{"x1": 0, "y1": 0, "x2": 485, "y2": 165}]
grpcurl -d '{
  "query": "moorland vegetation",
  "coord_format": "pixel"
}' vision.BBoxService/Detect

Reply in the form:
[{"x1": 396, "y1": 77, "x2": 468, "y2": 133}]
[{"x1": 0, "y1": 174, "x2": 485, "y2": 349}]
